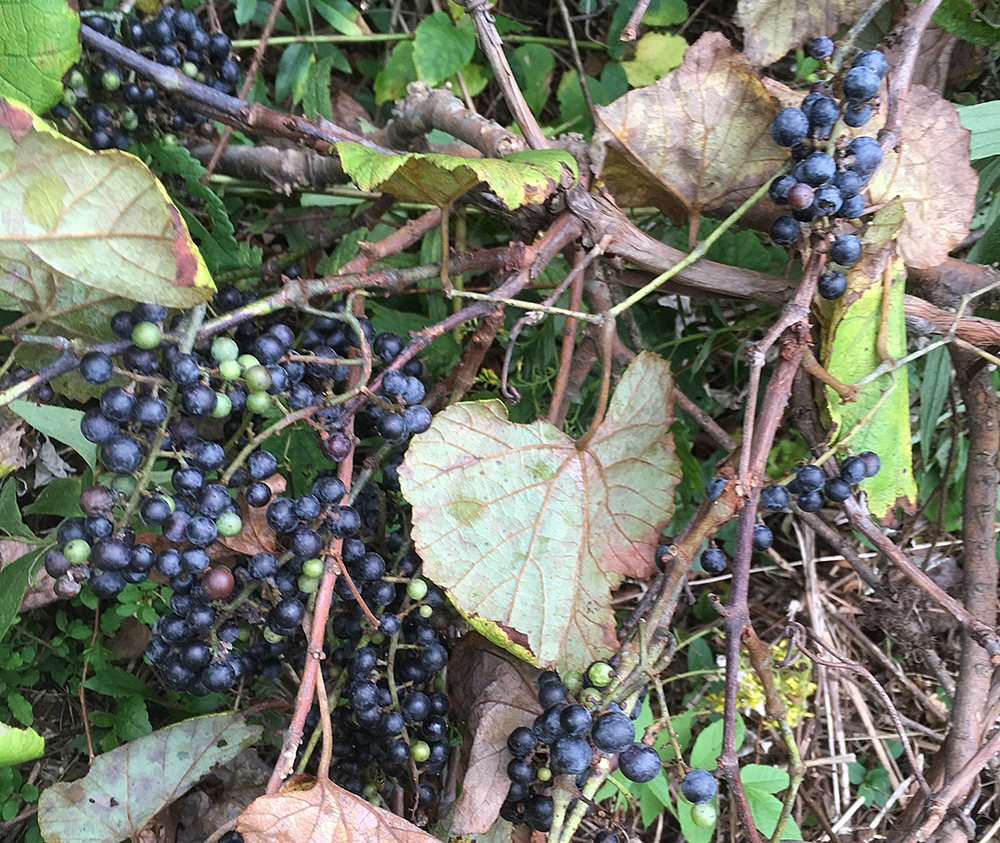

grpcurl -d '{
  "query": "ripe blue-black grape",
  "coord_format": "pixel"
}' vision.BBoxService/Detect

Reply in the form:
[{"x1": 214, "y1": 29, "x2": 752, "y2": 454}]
[
  {"x1": 795, "y1": 151, "x2": 836, "y2": 186},
  {"x1": 524, "y1": 794, "x2": 554, "y2": 832},
  {"x1": 100, "y1": 387, "x2": 135, "y2": 422},
  {"x1": 818, "y1": 271, "x2": 847, "y2": 300},
  {"x1": 847, "y1": 137, "x2": 883, "y2": 177},
  {"x1": 833, "y1": 171, "x2": 863, "y2": 198},
  {"x1": 829, "y1": 234, "x2": 862, "y2": 266},
  {"x1": 805, "y1": 95, "x2": 838, "y2": 129},
  {"x1": 797, "y1": 489, "x2": 824, "y2": 512},
  {"x1": 840, "y1": 455, "x2": 868, "y2": 484},
  {"x1": 823, "y1": 477, "x2": 851, "y2": 502},
  {"x1": 706, "y1": 477, "x2": 727, "y2": 501},
  {"x1": 813, "y1": 184, "x2": 843, "y2": 216},
  {"x1": 770, "y1": 216, "x2": 799, "y2": 246},
  {"x1": 618, "y1": 743, "x2": 660, "y2": 782},
  {"x1": 806, "y1": 35, "x2": 834, "y2": 60},
  {"x1": 591, "y1": 711, "x2": 634, "y2": 754},
  {"x1": 787, "y1": 182, "x2": 814, "y2": 210},
  {"x1": 681, "y1": 768, "x2": 717, "y2": 804},
  {"x1": 760, "y1": 484, "x2": 790, "y2": 511},
  {"x1": 700, "y1": 547, "x2": 727, "y2": 574},
  {"x1": 768, "y1": 174, "x2": 797, "y2": 205},
  {"x1": 796, "y1": 465, "x2": 825, "y2": 492},
  {"x1": 538, "y1": 681, "x2": 566, "y2": 709},
  {"x1": 551, "y1": 736, "x2": 592, "y2": 774},
  {"x1": 843, "y1": 102, "x2": 873, "y2": 128},
  {"x1": 769, "y1": 108, "x2": 809, "y2": 146},
  {"x1": 852, "y1": 50, "x2": 888, "y2": 79},
  {"x1": 842, "y1": 66, "x2": 880, "y2": 101},
  {"x1": 752, "y1": 524, "x2": 773, "y2": 550},
  {"x1": 560, "y1": 704, "x2": 592, "y2": 737},
  {"x1": 840, "y1": 194, "x2": 865, "y2": 219},
  {"x1": 100, "y1": 434, "x2": 146, "y2": 474},
  {"x1": 80, "y1": 351, "x2": 114, "y2": 384}
]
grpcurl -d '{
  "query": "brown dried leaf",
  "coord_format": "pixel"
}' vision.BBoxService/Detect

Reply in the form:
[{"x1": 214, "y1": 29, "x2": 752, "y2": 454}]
[
  {"x1": 449, "y1": 636, "x2": 544, "y2": 835},
  {"x1": 866, "y1": 86, "x2": 976, "y2": 269},
  {"x1": 0, "y1": 422, "x2": 26, "y2": 478},
  {"x1": 217, "y1": 473, "x2": 285, "y2": 556},
  {"x1": 238, "y1": 775, "x2": 439, "y2": 843},
  {"x1": 736, "y1": 0, "x2": 869, "y2": 67},
  {"x1": 591, "y1": 32, "x2": 786, "y2": 225}
]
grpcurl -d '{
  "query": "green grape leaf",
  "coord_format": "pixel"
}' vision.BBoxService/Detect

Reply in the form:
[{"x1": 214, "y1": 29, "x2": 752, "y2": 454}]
[
  {"x1": 0, "y1": 544, "x2": 45, "y2": 645},
  {"x1": 0, "y1": 0, "x2": 81, "y2": 113},
  {"x1": 0, "y1": 721, "x2": 44, "y2": 766},
  {"x1": 690, "y1": 714, "x2": 744, "y2": 770},
  {"x1": 335, "y1": 142, "x2": 577, "y2": 211},
  {"x1": 592, "y1": 32, "x2": 785, "y2": 225},
  {"x1": 0, "y1": 98, "x2": 215, "y2": 309},
  {"x1": 619, "y1": 32, "x2": 688, "y2": 88},
  {"x1": 509, "y1": 45, "x2": 554, "y2": 117},
  {"x1": 821, "y1": 255, "x2": 917, "y2": 518},
  {"x1": 741, "y1": 765, "x2": 803, "y2": 839},
  {"x1": 38, "y1": 713, "x2": 261, "y2": 843},
  {"x1": 958, "y1": 101, "x2": 1000, "y2": 160},
  {"x1": 303, "y1": 55, "x2": 336, "y2": 122},
  {"x1": 399, "y1": 352, "x2": 679, "y2": 672},
  {"x1": 919, "y1": 345, "x2": 951, "y2": 461},
  {"x1": 374, "y1": 42, "x2": 417, "y2": 106},
  {"x1": 735, "y1": 0, "x2": 868, "y2": 67},
  {"x1": 0, "y1": 477, "x2": 34, "y2": 540},
  {"x1": 9, "y1": 400, "x2": 96, "y2": 468},
  {"x1": 413, "y1": 12, "x2": 476, "y2": 86}
]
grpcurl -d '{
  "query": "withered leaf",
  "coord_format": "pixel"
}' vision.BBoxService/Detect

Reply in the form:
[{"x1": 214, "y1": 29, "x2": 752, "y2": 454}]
[
  {"x1": 217, "y1": 473, "x2": 285, "y2": 556},
  {"x1": 238, "y1": 775, "x2": 440, "y2": 843},
  {"x1": 449, "y1": 636, "x2": 544, "y2": 835},
  {"x1": 592, "y1": 32, "x2": 786, "y2": 225},
  {"x1": 736, "y1": 0, "x2": 869, "y2": 67}
]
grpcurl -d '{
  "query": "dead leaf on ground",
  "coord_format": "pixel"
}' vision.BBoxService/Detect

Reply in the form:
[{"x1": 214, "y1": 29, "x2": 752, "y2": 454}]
[
  {"x1": 736, "y1": 0, "x2": 868, "y2": 67},
  {"x1": 217, "y1": 473, "x2": 285, "y2": 556},
  {"x1": 592, "y1": 32, "x2": 786, "y2": 226},
  {"x1": 0, "y1": 422, "x2": 26, "y2": 478},
  {"x1": 449, "y1": 636, "x2": 545, "y2": 835},
  {"x1": 238, "y1": 775, "x2": 440, "y2": 843}
]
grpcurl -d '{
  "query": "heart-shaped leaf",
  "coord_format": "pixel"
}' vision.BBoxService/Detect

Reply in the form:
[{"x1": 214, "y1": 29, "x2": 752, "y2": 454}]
[
  {"x1": 0, "y1": 0, "x2": 81, "y2": 112},
  {"x1": 399, "y1": 351, "x2": 679, "y2": 672},
  {"x1": 592, "y1": 32, "x2": 785, "y2": 225},
  {"x1": 38, "y1": 712, "x2": 261, "y2": 843},
  {"x1": 0, "y1": 98, "x2": 215, "y2": 310}
]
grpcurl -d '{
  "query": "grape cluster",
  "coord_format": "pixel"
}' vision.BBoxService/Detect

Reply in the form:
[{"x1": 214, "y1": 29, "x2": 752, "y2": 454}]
[
  {"x1": 51, "y1": 7, "x2": 240, "y2": 150},
  {"x1": 680, "y1": 452, "x2": 880, "y2": 576},
  {"x1": 766, "y1": 40, "x2": 889, "y2": 299},
  {"x1": 500, "y1": 665, "x2": 659, "y2": 831}
]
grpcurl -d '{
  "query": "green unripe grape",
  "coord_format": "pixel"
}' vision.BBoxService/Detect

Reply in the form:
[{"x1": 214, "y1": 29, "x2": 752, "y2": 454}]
[
  {"x1": 109, "y1": 474, "x2": 137, "y2": 496},
  {"x1": 587, "y1": 661, "x2": 614, "y2": 687},
  {"x1": 68, "y1": 70, "x2": 85, "y2": 89},
  {"x1": 218, "y1": 359, "x2": 242, "y2": 381},
  {"x1": 131, "y1": 321, "x2": 162, "y2": 349},
  {"x1": 246, "y1": 391, "x2": 272, "y2": 415},
  {"x1": 263, "y1": 628, "x2": 284, "y2": 644},
  {"x1": 120, "y1": 109, "x2": 139, "y2": 131},
  {"x1": 237, "y1": 626, "x2": 252, "y2": 643},
  {"x1": 690, "y1": 802, "x2": 717, "y2": 828},
  {"x1": 301, "y1": 557, "x2": 325, "y2": 578},
  {"x1": 62, "y1": 88, "x2": 77, "y2": 108},
  {"x1": 243, "y1": 364, "x2": 271, "y2": 393},
  {"x1": 237, "y1": 354, "x2": 260, "y2": 372},
  {"x1": 216, "y1": 511, "x2": 242, "y2": 537},
  {"x1": 580, "y1": 687, "x2": 602, "y2": 705},
  {"x1": 181, "y1": 61, "x2": 199, "y2": 79},
  {"x1": 563, "y1": 669, "x2": 583, "y2": 691},
  {"x1": 410, "y1": 741, "x2": 430, "y2": 762},
  {"x1": 162, "y1": 134, "x2": 178, "y2": 147},
  {"x1": 536, "y1": 767, "x2": 552, "y2": 782},
  {"x1": 212, "y1": 337, "x2": 240, "y2": 362},
  {"x1": 196, "y1": 72, "x2": 206, "y2": 83},
  {"x1": 64, "y1": 539, "x2": 91, "y2": 564},
  {"x1": 211, "y1": 393, "x2": 232, "y2": 419},
  {"x1": 102, "y1": 71, "x2": 121, "y2": 92},
  {"x1": 419, "y1": 604, "x2": 433, "y2": 619},
  {"x1": 406, "y1": 578, "x2": 428, "y2": 600},
  {"x1": 363, "y1": 783, "x2": 379, "y2": 800},
  {"x1": 297, "y1": 575, "x2": 320, "y2": 594}
]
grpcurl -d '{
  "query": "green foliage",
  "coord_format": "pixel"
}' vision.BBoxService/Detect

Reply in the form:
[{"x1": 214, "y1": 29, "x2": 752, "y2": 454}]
[
  {"x1": 0, "y1": 0, "x2": 81, "y2": 112},
  {"x1": 9, "y1": 401, "x2": 96, "y2": 469},
  {"x1": 933, "y1": 0, "x2": 1000, "y2": 46}
]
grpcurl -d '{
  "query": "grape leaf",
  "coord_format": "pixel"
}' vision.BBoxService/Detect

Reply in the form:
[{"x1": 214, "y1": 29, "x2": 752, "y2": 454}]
[
  {"x1": 412, "y1": 12, "x2": 476, "y2": 87},
  {"x1": 0, "y1": 544, "x2": 44, "y2": 645},
  {"x1": 0, "y1": 98, "x2": 215, "y2": 309},
  {"x1": 0, "y1": 0, "x2": 81, "y2": 113},
  {"x1": 735, "y1": 0, "x2": 868, "y2": 67},
  {"x1": 449, "y1": 636, "x2": 544, "y2": 834},
  {"x1": 238, "y1": 775, "x2": 440, "y2": 843},
  {"x1": 335, "y1": 142, "x2": 577, "y2": 211},
  {"x1": 399, "y1": 352, "x2": 679, "y2": 672},
  {"x1": 592, "y1": 32, "x2": 786, "y2": 225},
  {"x1": 38, "y1": 713, "x2": 261, "y2": 843}
]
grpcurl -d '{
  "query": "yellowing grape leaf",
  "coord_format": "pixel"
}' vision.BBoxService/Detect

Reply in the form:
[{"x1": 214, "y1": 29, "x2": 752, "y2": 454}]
[
  {"x1": 238, "y1": 775, "x2": 440, "y2": 843},
  {"x1": 0, "y1": 98, "x2": 214, "y2": 310},
  {"x1": 399, "y1": 352, "x2": 678, "y2": 672},
  {"x1": 334, "y1": 142, "x2": 577, "y2": 210},
  {"x1": 619, "y1": 32, "x2": 688, "y2": 88},
  {"x1": 38, "y1": 713, "x2": 261, "y2": 843},
  {"x1": 736, "y1": 0, "x2": 868, "y2": 67},
  {"x1": 0, "y1": 0, "x2": 81, "y2": 113},
  {"x1": 449, "y1": 636, "x2": 544, "y2": 834},
  {"x1": 592, "y1": 32, "x2": 786, "y2": 225}
]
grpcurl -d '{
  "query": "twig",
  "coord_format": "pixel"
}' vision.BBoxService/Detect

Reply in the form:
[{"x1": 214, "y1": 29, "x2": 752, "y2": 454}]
[
  {"x1": 78, "y1": 606, "x2": 101, "y2": 765},
  {"x1": 619, "y1": 0, "x2": 653, "y2": 41},
  {"x1": 555, "y1": 0, "x2": 596, "y2": 121}
]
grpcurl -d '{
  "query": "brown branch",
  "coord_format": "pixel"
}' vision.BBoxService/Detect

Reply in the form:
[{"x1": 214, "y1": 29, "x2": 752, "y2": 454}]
[
  {"x1": 424, "y1": 310, "x2": 505, "y2": 412},
  {"x1": 619, "y1": 0, "x2": 653, "y2": 41}
]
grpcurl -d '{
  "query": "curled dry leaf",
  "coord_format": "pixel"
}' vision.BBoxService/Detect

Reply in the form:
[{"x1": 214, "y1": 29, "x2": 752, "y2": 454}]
[
  {"x1": 736, "y1": 0, "x2": 869, "y2": 67},
  {"x1": 238, "y1": 775, "x2": 440, "y2": 843},
  {"x1": 449, "y1": 636, "x2": 545, "y2": 835},
  {"x1": 592, "y1": 32, "x2": 786, "y2": 226},
  {"x1": 217, "y1": 472, "x2": 286, "y2": 556}
]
